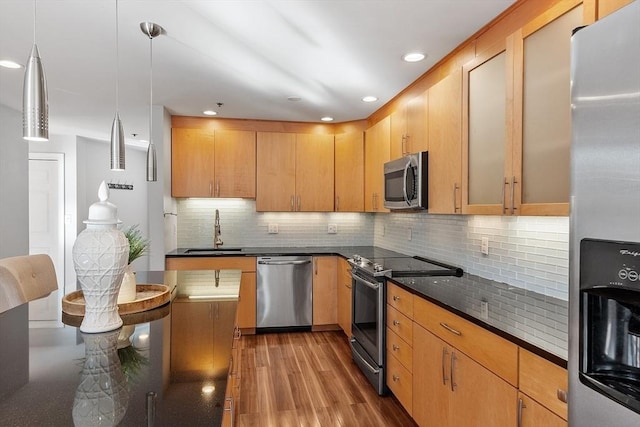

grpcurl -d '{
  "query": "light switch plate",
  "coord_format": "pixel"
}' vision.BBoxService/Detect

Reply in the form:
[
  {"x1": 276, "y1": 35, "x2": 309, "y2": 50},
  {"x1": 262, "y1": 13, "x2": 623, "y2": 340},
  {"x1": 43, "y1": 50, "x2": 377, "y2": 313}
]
[
  {"x1": 268, "y1": 224, "x2": 279, "y2": 234},
  {"x1": 481, "y1": 237, "x2": 489, "y2": 255},
  {"x1": 327, "y1": 224, "x2": 338, "y2": 234}
]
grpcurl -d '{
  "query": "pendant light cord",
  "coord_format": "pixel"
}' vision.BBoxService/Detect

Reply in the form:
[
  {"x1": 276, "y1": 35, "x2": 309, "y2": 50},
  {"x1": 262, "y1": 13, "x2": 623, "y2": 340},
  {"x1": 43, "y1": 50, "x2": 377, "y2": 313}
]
[
  {"x1": 149, "y1": 34, "x2": 153, "y2": 144},
  {"x1": 115, "y1": 0, "x2": 119, "y2": 112},
  {"x1": 33, "y1": 0, "x2": 36, "y2": 42}
]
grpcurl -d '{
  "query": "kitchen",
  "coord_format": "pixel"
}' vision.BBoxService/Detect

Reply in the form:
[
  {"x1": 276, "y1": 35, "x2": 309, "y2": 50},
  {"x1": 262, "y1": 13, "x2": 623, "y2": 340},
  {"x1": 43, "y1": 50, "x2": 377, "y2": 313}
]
[{"x1": 1, "y1": 0, "x2": 639, "y2": 426}]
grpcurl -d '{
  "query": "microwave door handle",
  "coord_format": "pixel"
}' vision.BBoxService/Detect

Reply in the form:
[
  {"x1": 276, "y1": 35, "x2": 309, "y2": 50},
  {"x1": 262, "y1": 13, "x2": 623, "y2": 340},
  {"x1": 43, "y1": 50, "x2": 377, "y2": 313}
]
[{"x1": 403, "y1": 159, "x2": 411, "y2": 205}]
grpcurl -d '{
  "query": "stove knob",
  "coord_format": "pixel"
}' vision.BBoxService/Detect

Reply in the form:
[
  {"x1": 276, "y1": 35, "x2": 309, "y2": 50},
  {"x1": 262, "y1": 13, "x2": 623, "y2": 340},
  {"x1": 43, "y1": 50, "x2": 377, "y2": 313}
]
[
  {"x1": 373, "y1": 263, "x2": 383, "y2": 272},
  {"x1": 353, "y1": 255, "x2": 361, "y2": 262}
]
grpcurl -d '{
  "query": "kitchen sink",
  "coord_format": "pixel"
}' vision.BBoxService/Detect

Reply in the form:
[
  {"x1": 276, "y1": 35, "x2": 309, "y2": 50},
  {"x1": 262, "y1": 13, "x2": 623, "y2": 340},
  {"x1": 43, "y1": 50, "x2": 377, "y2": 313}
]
[{"x1": 184, "y1": 248, "x2": 243, "y2": 254}]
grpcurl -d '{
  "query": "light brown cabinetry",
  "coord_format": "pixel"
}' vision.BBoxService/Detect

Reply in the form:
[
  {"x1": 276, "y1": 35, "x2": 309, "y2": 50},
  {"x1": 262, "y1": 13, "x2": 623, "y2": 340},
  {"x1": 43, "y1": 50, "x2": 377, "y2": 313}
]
[
  {"x1": 165, "y1": 257, "x2": 257, "y2": 333},
  {"x1": 386, "y1": 283, "x2": 414, "y2": 415},
  {"x1": 334, "y1": 132, "x2": 364, "y2": 212},
  {"x1": 598, "y1": 0, "x2": 634, "y2": 18},
  {"x1": 364, "y1": 116, "x2": 390, "y2": 212},
  {"x1": 223, "y1": 325, "x2": 242, "y2": 427},
  {"x1": 171, "y1": 128, "x2": 256, "y2": 198},
  {"x1": 390, "y1": 91, "x2": 428, "y2": 159},
  {"x1": 427, "y1": 69, "x2": 463, "y2": 214},
  {"x1": 312, "y1": 256, "x2": 338, "y2": 326},
  {"x1": 518, "y1": 348, "x2": 568, "y2": 426},
  {"x1": 336, "y1": 257, "x2": 352, "y2": 336},
  {"x1": 256, "y1": 132, "x2": 335, "y2": 212}
]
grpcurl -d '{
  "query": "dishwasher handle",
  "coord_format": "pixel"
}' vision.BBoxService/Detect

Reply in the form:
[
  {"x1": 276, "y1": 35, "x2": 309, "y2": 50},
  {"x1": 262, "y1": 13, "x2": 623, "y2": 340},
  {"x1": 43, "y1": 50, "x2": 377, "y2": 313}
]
[{"x1": 258, "y1": 259, "x2": 312, "y2": 266}]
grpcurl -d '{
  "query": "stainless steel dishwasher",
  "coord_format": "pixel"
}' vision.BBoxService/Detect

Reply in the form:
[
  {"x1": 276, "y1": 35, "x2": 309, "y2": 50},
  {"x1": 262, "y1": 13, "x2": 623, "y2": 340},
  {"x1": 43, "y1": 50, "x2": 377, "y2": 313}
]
[{"x1": 256, "y1": 256, "x2": 312, "y2": 331}]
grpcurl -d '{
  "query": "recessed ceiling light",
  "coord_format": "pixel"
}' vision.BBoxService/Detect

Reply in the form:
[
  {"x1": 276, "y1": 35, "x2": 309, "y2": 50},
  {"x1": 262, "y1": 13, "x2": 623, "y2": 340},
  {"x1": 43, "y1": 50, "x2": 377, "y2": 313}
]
[
  {"x1": 0, "y1": 60, "x2": 22, "y2": 69},
  {"x1": 403, "y1": 52, "x2": 426, "y2": 63},
  {"x1": 362, "y1": 96, "x2": 378, "y2": 103},
  {"x1": 320, "y1": 116, "x2": 334, "y2": 122},
  {"x1": 202, "y1": 385, "x2": 215, "y2": 394},
  {"x1": 203, "y1": 110, "x2": 217, "y2": 116},
  {"x1": 287, "y1": 96, "x2": 302, "y2": 102}
]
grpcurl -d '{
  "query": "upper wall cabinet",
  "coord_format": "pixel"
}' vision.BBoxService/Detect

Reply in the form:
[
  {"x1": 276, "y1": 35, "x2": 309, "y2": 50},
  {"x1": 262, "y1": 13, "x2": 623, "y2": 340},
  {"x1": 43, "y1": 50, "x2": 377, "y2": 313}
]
[
  {"x1": 335, "y1": 131, "x2": 365, "y2": 212},
  {"x1": 364, "y1": 116, "x2": 391, "y2": 212},
  {"x1": 462, "y1": 1, "x2": 585, "y2": 216},
  {"x1": 171, "y1": 128, "x2": 256, "y2": 198},
  {"x1": 390, "y1": 91, "x2": 429, "y2": 160},
  {"x1": 428, "y1": 69, "x2": 463, "y2": 214},
  {"x1": 256, "y1": 132, "x2": 335, "y2": 212}
]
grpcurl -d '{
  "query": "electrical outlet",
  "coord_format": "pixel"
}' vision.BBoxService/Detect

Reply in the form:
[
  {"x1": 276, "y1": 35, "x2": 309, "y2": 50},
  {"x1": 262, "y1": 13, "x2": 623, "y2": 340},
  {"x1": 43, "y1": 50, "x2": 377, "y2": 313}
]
[
  {"x1": 327, "y1": 224, "x2": 338, "y2": 234},
  {"x1": 268, "y1": 224, "x2": 279, "y2": 234},
  {"x1": 480, "y1": 300, "x2": 489, "y2": 319},
  {"x1": 407, "y1": 228, "x2": 412, "y2": 241},
  {"x1": 481, "y1": 237, "x2": 489, "y2": 255}
]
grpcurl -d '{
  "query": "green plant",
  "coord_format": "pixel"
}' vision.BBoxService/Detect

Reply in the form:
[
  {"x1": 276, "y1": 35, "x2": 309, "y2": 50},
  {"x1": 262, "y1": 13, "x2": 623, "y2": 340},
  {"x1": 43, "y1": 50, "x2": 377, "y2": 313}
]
[
  {"x1": 124, "y1": 224, "x2": 150, "y2": 264},
  {"x1": 117, "y1": 344, "x2": 149, "y2": 384}
]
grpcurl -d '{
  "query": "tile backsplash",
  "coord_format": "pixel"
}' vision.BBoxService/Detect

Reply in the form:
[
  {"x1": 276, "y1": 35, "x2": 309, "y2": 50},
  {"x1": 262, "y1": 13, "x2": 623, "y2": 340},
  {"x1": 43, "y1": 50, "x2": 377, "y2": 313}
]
[{"x1": 176, "y1": 199, "x2": 569, "y2": 300}]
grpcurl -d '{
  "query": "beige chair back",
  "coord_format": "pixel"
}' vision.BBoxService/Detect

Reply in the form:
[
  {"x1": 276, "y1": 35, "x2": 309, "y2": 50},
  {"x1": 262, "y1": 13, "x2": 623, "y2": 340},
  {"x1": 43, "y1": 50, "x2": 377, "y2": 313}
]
[{"x1": 0, "y1": 254, "x2": 58, "y2": 314}]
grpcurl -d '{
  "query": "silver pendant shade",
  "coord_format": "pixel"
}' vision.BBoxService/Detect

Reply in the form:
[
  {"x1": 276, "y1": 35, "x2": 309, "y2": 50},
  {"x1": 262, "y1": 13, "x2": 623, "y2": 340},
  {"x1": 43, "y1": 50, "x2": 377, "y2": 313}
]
[
  {"x1": 141, "y1": 22, "x2": 162, "y2": 182},
  {"x1": 110, "y1": 0, "x2": 125, "y2": 171},
  {"x1": 22, "y1": 1, "x2": 48, "y2": 141}
]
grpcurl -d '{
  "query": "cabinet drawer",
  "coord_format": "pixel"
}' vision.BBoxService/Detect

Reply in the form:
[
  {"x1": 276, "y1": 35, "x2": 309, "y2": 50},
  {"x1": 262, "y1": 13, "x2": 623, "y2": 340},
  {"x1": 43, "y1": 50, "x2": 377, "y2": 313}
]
[
  {"x1": 519, "y1": 348, "x2": 568, "y2": 420},
  {"x1": 387, "y1": 348, "x2": 413, "y2": 416},
  {"x1": 387, "y1": 305, "x2": 413, "y2": 345},
  {"x1": 386, "y1": 327, "x2": 412, "y2": 372},
  {"x1": 413, "y1": 296, "x2": 518, "y2": 386},
  {"x1": 387, "y1": 282, "x2": 414, "y2": 319},
  {"x1": 166, "y1": 256, "x2": 257, "y2": 272},
  {"x1": 519, "y1": 392, "x2": 567, "y2": 427}
]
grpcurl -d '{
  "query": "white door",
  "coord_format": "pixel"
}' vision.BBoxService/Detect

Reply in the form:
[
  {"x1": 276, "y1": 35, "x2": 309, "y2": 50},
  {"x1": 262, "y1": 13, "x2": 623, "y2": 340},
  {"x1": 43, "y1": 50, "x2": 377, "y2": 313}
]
[{"x1": 28, "y1": 153, "x2": 64, "y2": 327}]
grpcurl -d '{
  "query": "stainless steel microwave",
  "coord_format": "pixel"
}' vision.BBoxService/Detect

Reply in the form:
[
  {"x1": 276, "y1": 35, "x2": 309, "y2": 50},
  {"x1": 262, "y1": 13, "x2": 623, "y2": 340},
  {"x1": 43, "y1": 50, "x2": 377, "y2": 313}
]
[{"x1": 383, "y1": 151, "x2": 428, "y2": 210}]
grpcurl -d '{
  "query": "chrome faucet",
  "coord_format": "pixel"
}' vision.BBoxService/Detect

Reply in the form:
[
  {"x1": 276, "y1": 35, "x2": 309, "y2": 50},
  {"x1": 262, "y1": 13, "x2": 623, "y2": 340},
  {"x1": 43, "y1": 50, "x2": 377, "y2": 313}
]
[{"x1": 214, "y1": 209, "x2": 223, "y2": 249}]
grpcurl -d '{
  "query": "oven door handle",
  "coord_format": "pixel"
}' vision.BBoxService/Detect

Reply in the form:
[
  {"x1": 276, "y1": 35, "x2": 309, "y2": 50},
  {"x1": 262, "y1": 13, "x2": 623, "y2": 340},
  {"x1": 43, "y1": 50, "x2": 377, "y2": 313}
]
[
  {"x1": 350, "y1": 339, "x2": 380, "y2": 374},
  {"x1": 352, "y1": 272, "x2": 380, "y2": 290}
]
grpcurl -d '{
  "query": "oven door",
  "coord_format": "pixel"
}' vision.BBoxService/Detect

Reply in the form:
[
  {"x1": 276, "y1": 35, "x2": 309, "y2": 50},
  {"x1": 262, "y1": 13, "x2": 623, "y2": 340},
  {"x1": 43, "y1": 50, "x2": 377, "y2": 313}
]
[{"x1": 351, "y1": 269, "x2": 385, "y2": 365}]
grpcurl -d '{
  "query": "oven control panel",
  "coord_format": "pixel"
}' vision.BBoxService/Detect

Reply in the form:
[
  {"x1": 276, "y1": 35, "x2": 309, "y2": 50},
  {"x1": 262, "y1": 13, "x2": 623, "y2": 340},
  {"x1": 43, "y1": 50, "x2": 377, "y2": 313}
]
[{"x1": 580, "y1": 238, "x2": 640, "y2": 291}]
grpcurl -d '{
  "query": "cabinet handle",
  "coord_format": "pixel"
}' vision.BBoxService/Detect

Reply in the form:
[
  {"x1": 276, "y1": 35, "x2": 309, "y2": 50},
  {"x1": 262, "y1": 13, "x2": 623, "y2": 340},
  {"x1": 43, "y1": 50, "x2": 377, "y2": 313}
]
[
  {"x1": 502, "y1": 178, "x2": 508, "y2": 214},
  {"x1": 439, "y1": 322, "x2": 462, "y2": 336},
  {"x1": 392, "y1": 344, "x2": 399, "y2": 351},
  {"x1": 290, "y1": 195, "x2": 295, "y2": 211},
  {"x1": 401, "y1": 134, "x2": 407, "y2": 155},
  {"x1": 393, "y1": 295, "x2": 400, "y2": 301},
  {"x1": 336, "y1": 196, "x2": 340, "y2": 211},
  {"x1": 453, "y1": 183, "x2": 460, "y2": 212},
  {"x1": 510, "y1": 176, "x2": 517, "y2": 215},
  {"x1": 557, "y1": 388, "x2": 568, "y2": 403},
  {"x1": 314, "y1": 258, "x2": 318, "y2": 275},
  {"x1": 224, "y1": 397, "x2": 234, "y2": 427},
  {"x1": 393, "y1": 319, "x2": 400, "y2": 326},
  {"x1": 450, "y1": 352, "x2": 457, "y2": 392},
  {"x1": 146, "y1": 391, "x2": 157, "y2": 427},
  {"x1": 373, "y1": 193, "x2": 377, "y2": 211},
  {"x1": 297, "y1": 195, "x2": 301, "y2": 211},
  {"x1": 392, "y1": 374, "x2": 400, "y2": 382},
  {"x1": 216, "y1": 180, "x2": 220, "y2": 197},
  {"x1": 210, "y1": 181, "x2": 213, "y2": 197},
  {"x1": 442, "y1": 347, "x2": 449, "y2": 385},
  {"x1": 517, "y1": 397, "x2": 526, "y2": 427}
]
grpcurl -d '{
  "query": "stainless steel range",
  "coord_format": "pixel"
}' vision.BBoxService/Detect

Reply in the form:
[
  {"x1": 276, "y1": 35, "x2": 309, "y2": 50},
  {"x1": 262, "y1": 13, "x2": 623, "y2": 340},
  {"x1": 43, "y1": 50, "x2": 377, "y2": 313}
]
[{"x1": 347, "y1": 254, "x2": 462, "y2": 394}]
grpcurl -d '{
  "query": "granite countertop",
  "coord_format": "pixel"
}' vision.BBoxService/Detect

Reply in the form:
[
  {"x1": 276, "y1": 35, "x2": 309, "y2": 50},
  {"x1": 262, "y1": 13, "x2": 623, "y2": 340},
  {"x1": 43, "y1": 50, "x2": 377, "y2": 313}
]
[
  {"x1": 0, "y1": 270, "x2": 241, "y2": 427},
  {"x1": 166, "y1": 245, "x2": 569, "y2": 365}
]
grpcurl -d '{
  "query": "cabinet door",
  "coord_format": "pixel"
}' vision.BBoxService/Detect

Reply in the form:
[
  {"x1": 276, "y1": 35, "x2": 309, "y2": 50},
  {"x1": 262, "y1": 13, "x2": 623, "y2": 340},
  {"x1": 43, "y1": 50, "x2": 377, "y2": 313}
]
[
  {"x1": 171, "y1": 301, "x2": 214, "y2": 373},
  {"x1": 406, "y1": 91, "x2": 429, "y2": 155},
  {"x1": 336, "y1": 258, "x2": 352, "y2": 336},
  {"x1": 390, "y1": 102, "x2": 407, "y2": 160},
  {"x1": 214, "y1": 130, "x2": 256, "y2": 198},
  {"x1": 312, "y1": 256, "x2": 337, "y2": 326},
  {"x1": 335, "y1": 132, "x2": 364, "y2": 212},
  {"x1": 212, "y1": 301, "x2": 237, "y2": 378},
  {"x1": 462, "y1": 42, "x2": 510, "y2": 215},
  {"x1": 519, "y1": 392, "x2": 567, "y2": 427},
  {"x1": 428, "y1": 70, "x2": 462, "y2": 214},
  {"x1": 512, "y1": 3, "x2": 584, "y2": 216},
  {"x1": 413, "y1": 323, "x2": 450, "y2": 427},
  {"x1": 237, "y1": 272, "x2": 256, "y2": 330},
  {"x1": 171, "y1": 128, "x2": 215, "y2": 197},
  {"x1": 256, "y1": 132, "x2": 296, "y2": 211},
  {"x1": 296, "y1": 134, "x2": 335, "y2": 212},
  {"x1": 364, "y1": 116, "x2": 390, "y2": 212},
  {"x1": 450, "y1": 348, "x2": 518, "y2": 427}
]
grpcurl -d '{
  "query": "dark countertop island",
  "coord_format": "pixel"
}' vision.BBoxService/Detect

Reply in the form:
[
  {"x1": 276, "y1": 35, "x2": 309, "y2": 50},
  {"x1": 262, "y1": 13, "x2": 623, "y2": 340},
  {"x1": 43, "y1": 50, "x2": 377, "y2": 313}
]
[{"x1": 0, "y1": 270, "x2": 241, "y2": 427}]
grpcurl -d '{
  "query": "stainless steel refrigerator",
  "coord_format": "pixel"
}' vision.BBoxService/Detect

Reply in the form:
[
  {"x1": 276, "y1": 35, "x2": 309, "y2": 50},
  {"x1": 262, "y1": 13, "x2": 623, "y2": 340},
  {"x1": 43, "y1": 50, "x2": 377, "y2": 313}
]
[{"x1": 569, "y1": 2, "x2": 640, "y2": 426}]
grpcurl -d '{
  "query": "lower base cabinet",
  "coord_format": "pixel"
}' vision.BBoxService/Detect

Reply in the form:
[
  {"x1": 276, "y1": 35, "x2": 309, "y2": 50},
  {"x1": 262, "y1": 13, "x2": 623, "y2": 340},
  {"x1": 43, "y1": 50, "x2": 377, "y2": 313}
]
[
  {"x1": 518, "y1": 392, "x2": 566, "y2": 427},
  {"x1": 412, "y1": 323, "x2": 517, "y2": 427}
]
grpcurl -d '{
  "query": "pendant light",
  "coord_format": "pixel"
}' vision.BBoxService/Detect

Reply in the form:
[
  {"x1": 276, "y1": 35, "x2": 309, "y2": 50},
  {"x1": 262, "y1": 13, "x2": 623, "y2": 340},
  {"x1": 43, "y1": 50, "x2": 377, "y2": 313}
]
[
  {"x1": 23, "y1": 0, "x2": 48, "y2": 141},
  {"x1": 140, "y1": 22, "x2": 162, "y2": 182},
  {"x1": 110, "y1": 0, "x2": 125, "y2": 171}
]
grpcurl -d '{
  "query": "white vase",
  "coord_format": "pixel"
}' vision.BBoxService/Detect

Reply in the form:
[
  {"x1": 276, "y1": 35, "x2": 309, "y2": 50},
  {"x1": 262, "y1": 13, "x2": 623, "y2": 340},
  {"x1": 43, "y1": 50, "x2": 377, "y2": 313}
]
[
  {"x1": 117, "y1": 265, "x2": 137, "y2": 304},
  {"x1": 72, "y1": 181, "x2": 130, "y2": 333}
]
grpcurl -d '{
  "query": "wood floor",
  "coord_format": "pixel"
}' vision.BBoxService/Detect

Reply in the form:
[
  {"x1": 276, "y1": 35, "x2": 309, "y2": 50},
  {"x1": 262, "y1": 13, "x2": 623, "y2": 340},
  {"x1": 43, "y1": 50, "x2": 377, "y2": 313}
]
[{"x1": 237, "y1": 331, "x2": 417, "y2": 427}]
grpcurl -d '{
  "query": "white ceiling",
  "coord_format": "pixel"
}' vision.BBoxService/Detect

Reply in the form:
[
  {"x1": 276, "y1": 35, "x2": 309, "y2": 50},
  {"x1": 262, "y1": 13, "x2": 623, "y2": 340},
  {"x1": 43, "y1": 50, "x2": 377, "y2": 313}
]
[{"x1": 0, "y1": 0, "x2": 515, "y2": 146}]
